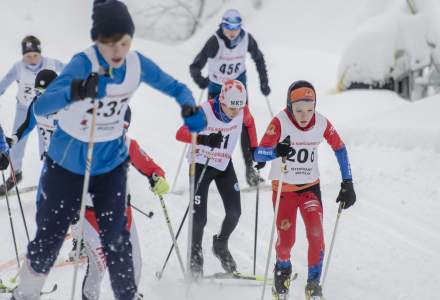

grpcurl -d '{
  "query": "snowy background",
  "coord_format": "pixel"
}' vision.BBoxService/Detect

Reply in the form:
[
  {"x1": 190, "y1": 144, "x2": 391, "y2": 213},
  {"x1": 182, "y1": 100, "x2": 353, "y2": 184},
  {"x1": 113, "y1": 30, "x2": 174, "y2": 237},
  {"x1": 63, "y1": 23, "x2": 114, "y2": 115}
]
[{"x1": 0, "y1": 0, "x2": 439, "y2": 299}]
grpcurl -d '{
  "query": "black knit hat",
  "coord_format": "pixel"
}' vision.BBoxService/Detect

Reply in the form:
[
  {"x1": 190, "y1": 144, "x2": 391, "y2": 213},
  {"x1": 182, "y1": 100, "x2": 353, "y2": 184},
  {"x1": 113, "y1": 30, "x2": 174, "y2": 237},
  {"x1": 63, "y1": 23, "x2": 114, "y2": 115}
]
[
  {"x1": 91, "y1": 0, "x2": 135, "y2": 41},
  {"x1": 286, "y1": 80, "x2": 316, "y2": 113},
  {"x1": 35, "y1": 69, "x2": 58, "y2": 90},
  {"x1": 22, "y1": 35, "x2": 41, "y2": 55}
]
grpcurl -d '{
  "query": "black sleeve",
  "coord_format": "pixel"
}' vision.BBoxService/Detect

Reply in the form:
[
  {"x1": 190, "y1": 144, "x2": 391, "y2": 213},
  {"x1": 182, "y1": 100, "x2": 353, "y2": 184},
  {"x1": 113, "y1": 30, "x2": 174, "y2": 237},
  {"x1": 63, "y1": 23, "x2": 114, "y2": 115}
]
[
  {"x1": 189, "y1": 35, "x2": 219, "y2": 86},
  {"x1": 247, "y1": 33, "x2": 269, "y2": 86}
]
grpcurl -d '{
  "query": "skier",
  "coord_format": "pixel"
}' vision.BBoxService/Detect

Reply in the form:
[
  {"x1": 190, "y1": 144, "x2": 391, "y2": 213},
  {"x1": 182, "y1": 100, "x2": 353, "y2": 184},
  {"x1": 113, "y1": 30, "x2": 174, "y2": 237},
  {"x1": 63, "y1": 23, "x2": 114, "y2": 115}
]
[
  {"x1": 176, "y1": 79, "x2": 258, "y2": 278},
  {"x1": 253, "y1": 80, "x2": 356, "y2": 300},
  {"x1": 189, "y1": 8, "x2": 270, "y2": 187},
  {"x1": 0, "y1": 35, "x2": 64, "y2": 194},
  {"x1": 8, "y1": 69, "x2": 59, "y2": 161},
  {"x1": 11, "y1": 1, "x2": 205, "y2": 300},
  {"x1": 79, "y1": 133, "x2": 169, "y2": 300},
  {"x1": 0, "y1": 125, "x2": 9, "y2": 171}
]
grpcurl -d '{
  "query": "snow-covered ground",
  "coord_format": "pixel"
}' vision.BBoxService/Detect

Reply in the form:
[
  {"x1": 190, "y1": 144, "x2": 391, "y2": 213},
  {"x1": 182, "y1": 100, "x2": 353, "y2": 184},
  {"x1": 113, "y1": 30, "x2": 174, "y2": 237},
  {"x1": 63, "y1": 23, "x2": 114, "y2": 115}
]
[{"x1": 0, "y1": 1, "x2": 439, "y2": 299}]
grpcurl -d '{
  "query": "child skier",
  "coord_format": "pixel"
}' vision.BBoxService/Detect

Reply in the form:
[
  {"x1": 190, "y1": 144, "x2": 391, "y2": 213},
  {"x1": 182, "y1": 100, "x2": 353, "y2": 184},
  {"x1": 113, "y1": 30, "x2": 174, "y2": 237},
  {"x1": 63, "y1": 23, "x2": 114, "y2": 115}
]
[
  {"x1": 190, "y1": 9, "x2": 270, "y2": 186},
  {"x1": 11, "y1": 1, "x2": 205, "y2": 300},
  {"x1": 0, "y1": 36, "x2": 63, "y2": 193},
  {"x1": 254, "y1": 81, "x2": 356, "y2": 300},
  {"x1": 176, "y1": 79, "x2": 258, "y2": 278}
]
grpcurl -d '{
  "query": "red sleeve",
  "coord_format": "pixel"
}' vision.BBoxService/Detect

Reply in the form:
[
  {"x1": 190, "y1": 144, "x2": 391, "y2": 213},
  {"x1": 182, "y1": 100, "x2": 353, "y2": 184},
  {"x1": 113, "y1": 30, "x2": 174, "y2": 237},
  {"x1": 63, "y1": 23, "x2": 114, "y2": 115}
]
[
  {"x1": 323, "y1": 119, "x2": 345, "y2": 151},
  {"x1": 259, "y1": 117, "x2": 282, "y2": 147},
  {"x1": 176, "y1": 125, "x2": 192, "y2": 144},
  {"x1": 127, "y1": 136, "x2": 165, "y2": 177},
  {"x1": 243, "y1": 105, "x2": 258, "y2": 148}
]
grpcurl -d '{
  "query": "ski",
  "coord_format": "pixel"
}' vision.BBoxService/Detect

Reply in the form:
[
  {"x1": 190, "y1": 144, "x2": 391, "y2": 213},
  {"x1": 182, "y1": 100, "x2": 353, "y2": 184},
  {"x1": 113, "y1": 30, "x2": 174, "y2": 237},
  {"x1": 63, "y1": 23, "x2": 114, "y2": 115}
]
[
  {"x1": 0, "y1": 280, "x2": 57, "y2": 296},
  {"x1": 0, "y1": 185, "x2": 38, "y2": 198},
  {"x1": 204, "y1": 271, "x2": 269, "y2": 282}
]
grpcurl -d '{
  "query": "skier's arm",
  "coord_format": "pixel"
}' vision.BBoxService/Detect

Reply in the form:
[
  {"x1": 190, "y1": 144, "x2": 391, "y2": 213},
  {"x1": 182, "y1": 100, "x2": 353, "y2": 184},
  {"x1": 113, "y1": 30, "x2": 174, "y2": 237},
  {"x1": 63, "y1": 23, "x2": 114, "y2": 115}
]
[
  {"x1": 247, "y1": 33, "x2": 269, "y2": 94},
  {"x1": 14, "y1": 99, "x2": 37, "y2": 141},
  {"x1": 324, "y1": 120, "x2": 352, "y2": 180},
  {"x1": 126, "y1": 136, "x2": 165, "y2": 178},
  {"x1": 243, "y1": 106, "x2": 258, "y2": 148},
  {"x1": 253, "y1": 117, "x2": 282, "y2": 162},
  {"x1": 34, "y1": 54, "x2": 90, "y2": 116},
  {"x1": 0, "y1": 63, "x2": 19, "y2": 97},
  {"x1": 189, "y1": 36, "x2": 219, "y2": 89},
  {"x1": 137, "y1": 52, "x2": 196, "y2": 107}
]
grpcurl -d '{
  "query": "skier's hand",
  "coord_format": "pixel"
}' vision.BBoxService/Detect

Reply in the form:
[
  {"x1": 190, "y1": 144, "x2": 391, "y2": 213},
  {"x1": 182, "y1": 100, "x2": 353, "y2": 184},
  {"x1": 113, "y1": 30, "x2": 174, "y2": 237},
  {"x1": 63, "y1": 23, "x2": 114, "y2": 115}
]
[
  {"x1": 197, "y1": 131, "x2": 223, "y2": 149},
  {"x1": 6, "y1": 135, "x2": 18, "y2": 147},
  {"x1": 275, "y1": 136, "x2": 293, "y2": 157},
  {"x1": 181, "y1": 104, "x2": 207, "y2": 133},
  {"x1": 71, "y1": 73, "x2": 109, "y2": 101},
  {"x1": 336, "y1": 180, "x2": 356, "y2": 209},
  {"x1": 196, "y1": 77, "x2": 209, "y2": 90},
  {"x1": 254, "y1": 161, "x2": 266, "y2": 170},
  {"x1": 150, "y1": 173, "x2": 170, "y2": 197},
  {"x1": 260, "y1": 82, "x2": 271, "y2": 96},
  {"x1": 0, "y1": 153, "x2": 9, "y2": 170}
]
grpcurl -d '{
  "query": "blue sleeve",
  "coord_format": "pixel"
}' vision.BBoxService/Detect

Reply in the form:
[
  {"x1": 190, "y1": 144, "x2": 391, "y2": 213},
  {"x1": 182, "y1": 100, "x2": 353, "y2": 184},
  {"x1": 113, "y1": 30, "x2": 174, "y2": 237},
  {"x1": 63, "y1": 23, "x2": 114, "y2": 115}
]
[
  {"x1": 335, "y1": 146, "x2": 352, "y2": 180},
  {"x1": 254, "y1": 146, "x2": 277, "y2": 162},
  {"x1": 0, "y1": 125, "x2": 8, "y2": 153},
  {"x1": 0, "y1": 63, "x2": 18, "y2": 96},
  {"x1": 15, "y1": 101, "x2": 37, "y2": 140},
  {"x1": 34, "y1": 54, "x2": 91, "y2": 116},
  {"x1": 137, "y1": 52, "x2": 195, "y2": 107}
]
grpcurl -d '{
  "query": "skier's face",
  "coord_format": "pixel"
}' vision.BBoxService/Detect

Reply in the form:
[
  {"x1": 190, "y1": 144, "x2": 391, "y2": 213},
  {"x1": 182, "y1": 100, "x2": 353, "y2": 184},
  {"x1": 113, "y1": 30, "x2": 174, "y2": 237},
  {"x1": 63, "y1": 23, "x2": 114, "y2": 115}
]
[
  {"x1": 97, "y1": 34, "x2": 132, "y2": 68},
  {"x1": 291, "y1": 101, "x2": 315, "y2": 127},
  {"x1": 221, "y1": 103, "x2": 242, "y2": 119},
  {"x1": 223, "y1": 28, "x2": 241, "y2": 40},
  {"x1": 23, "y1": 52, "x2": 41, "y2": 66}
]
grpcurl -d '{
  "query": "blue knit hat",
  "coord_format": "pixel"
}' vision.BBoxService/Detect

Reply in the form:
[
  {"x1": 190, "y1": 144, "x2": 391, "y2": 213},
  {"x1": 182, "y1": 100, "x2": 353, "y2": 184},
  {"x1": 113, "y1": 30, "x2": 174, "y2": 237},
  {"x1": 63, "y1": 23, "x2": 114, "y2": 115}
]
[{"x1": 91, "y1": 0, "x2": 135, "y2": 41}]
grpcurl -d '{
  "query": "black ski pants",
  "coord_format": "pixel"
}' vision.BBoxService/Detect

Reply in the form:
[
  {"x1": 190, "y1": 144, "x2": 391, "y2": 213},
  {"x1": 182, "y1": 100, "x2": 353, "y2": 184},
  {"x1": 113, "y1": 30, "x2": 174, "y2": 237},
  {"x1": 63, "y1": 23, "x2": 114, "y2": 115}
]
[{"x1": 191, "y1": 161, "x2": 241, "y2": 247}]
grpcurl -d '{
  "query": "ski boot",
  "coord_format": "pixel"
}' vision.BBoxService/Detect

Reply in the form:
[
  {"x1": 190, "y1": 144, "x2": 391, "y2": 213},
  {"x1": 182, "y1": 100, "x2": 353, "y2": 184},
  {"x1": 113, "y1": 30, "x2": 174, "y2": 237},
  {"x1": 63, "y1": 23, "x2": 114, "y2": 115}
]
[
  {"x1": 272, "y1": 262, "x2": 292, "y2": 300},
  {"x1": 305, "y1": 281, "x2": 323, "y2": 300},
  {"x1": 189, "y1": 244, "x2": 204, "y2": 280},
  {"x1": 68, "y1": 238, "x2": 86, "y2": 262},
  {"x1": 212, "y1": 235, "x2": 237, "y2": 273},
  {"x1": 0, "y1": 171, "x2": 22, "y2": 196},
  {"x1": 245, "y1": 166, "x2": 264, "y2": 187}
]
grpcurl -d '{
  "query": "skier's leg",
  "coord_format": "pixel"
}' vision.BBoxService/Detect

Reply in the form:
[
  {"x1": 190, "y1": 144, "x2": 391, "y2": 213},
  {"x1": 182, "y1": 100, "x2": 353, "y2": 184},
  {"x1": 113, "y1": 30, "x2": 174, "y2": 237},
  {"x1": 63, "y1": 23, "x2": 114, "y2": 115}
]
[
  {"x1": 90, "y1": 161, "x2": 137, "y2": 300},
  {"x1": 14, "y1": 157, "x2": 83, "y2": 299},
  {"x1": 129, "y1": 215, "x2": 142, "y2": 286},
  {"x1": 298, "y1": 184, "x2": 324, "y2": 284},
  {"x1": 213, "y1": 162, "x2": 241, "y2": 272},
  {"x1": 82, "y1": 208, "x2": 107, "y2": 300},
  {"x1": 9, "y1": 102, "x2": 29, "y2": 174}
]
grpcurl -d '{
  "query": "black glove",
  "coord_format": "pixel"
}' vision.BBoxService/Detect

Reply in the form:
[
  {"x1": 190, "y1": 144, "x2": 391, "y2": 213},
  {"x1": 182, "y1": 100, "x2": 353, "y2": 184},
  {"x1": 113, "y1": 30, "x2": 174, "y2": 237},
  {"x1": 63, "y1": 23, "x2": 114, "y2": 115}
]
[
  {"x1": 197, "y1": 131, "x2": 223, "y2": 149},
  {"x1": 0, "y1": 153, "x2": 9, "y2": 171},
  {"x1": 336, "y1": 180, "x2": 356, "y2": 209},
  {"x1": 254, "y1": 162, "x2": 266, "y2": 170},
  {"x1": 196, "y1": 77, "x2": 209, "y2": 90},
  {"x1": 5, "y1": 136, "x2": 17, "y2": 147},
  {"x1": 275, "y1": 136, "x2": 293, "y2": 157},
  {"x1": 71, "y1": 73, "x2": 99, "y2": 101},
  {"x1": 260, "y1": 82, "x2": 271, "y2": 96}
]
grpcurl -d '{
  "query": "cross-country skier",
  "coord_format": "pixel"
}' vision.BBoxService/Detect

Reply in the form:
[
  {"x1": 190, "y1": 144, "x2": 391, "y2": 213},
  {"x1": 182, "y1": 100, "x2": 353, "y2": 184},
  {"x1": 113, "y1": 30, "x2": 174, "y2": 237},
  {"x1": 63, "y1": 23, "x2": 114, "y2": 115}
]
[
  {"x1": 79, "y1": 132, "x2": 169, "y2": 300},
  {"x1": 0, "y1": 125, "x2": 9, "y2": 171},
  {"x1": 8, "y1": 69, "x2": 59, "y2": 161},
  {"x1": 11, "y1": 1, "x2": 206, "y2": 299},
  {"x1": 176, "y1": 79, "x2": 258, "y2": 278},
  {"x1": 253, "y1": 80, "x2": 356, "y2": 300},
  {"x1": 189, "y1": 9, "x2": 270, "y2": 187},
  {"x1": 0, "y1": 36, "x2": 64, "y2": 194}
]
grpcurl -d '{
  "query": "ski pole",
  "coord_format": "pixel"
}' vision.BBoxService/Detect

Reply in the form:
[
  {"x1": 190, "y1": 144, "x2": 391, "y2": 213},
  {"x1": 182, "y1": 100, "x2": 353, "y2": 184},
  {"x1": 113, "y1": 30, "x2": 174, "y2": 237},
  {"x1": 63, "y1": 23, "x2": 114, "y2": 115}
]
[
  {"x1": 2, "y1": 171, "x2": 20, "y2": 268},
  {"x1": 260, "y1": 155, "x2": 288, "y2": 300},
  {"x1": 321, "y1": 201, "x2": 344, "y2": 289},
  {"x1": 186, "y1": 130, "x2": 197, "y2": 276},
  {"x1": 70, "y1": 86, "x2": 99, "y2": 300},
  {"x1": 7, "y1": 159, "x2": 30, "y2": 243},
  {"x1": 253, "y1": 169, "x2": 260, "y2": 275},
  {"x1": 170, "y1": 89, "x2": 205, "y2": 193},
  {"x1": 265, "y1": 96, "x2": 274, "y2": 118},
  {"x1": 131, "y1": 204, "x2": 154, "y2": 219},
  {"x1": 156, "y1": 157, "x2": 211, "y2": 279}
]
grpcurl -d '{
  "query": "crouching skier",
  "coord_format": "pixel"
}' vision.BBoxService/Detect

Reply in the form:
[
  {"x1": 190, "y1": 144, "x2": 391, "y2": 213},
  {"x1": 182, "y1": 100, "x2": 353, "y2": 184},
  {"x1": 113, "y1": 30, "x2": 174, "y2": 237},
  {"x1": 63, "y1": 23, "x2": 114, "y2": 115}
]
[
  {"x1": 11, "y1": 1, "x2": 205, "y2": 299},
  {"x1": 176, "y1": 79, "x2": 258, "y2": 278},
  {"x1": 254, "y1": 81, "x2": 356, "y2": 300},
  {"x1": 80, "y1": 133, "x2": 169, "y2": 300}
]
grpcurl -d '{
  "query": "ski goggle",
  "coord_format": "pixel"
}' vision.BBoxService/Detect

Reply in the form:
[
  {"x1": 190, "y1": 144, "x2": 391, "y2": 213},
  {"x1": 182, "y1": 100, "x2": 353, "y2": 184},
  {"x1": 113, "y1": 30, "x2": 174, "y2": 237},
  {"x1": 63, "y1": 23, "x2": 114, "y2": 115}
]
[{"x1": 222, "y1": 16, "x2": 242, "y2": 31}]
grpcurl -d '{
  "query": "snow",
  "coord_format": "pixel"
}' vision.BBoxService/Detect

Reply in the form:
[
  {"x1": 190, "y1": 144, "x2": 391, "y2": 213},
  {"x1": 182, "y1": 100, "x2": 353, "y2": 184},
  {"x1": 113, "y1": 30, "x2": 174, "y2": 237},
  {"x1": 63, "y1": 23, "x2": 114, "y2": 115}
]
[{"x1": 1, "y1": 0, "x2": 439, "y2": 299}]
